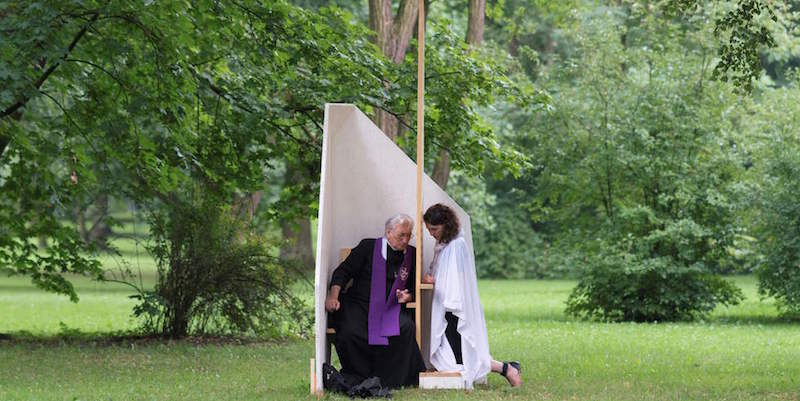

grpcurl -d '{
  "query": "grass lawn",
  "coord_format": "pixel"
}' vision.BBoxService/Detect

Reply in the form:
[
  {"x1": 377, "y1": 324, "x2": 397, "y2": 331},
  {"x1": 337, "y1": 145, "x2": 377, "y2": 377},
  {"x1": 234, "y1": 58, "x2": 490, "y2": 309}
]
[{"x1": 1, "y1": 273, "x2": 799, "y2": 400}]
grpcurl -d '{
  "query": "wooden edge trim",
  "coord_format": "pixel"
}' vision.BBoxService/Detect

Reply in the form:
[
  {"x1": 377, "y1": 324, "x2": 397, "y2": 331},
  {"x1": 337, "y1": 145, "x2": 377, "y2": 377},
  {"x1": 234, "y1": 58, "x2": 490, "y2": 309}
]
[
  {"x1": 310, "y1": 358, "x2": 316, "y2": 394},
  {"x1": 419, "y1": 371, "x2": 463, "y2": 378}
]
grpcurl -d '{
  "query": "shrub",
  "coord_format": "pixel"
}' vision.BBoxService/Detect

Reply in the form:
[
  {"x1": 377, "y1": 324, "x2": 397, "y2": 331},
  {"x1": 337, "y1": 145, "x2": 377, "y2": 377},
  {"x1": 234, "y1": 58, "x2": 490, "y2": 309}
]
[
  {"x1": 756, "y1": 151, "x2": 800, "y2": 317},
  {"x1": 566, "y1": 249, "x2": 743, "y2": 322},
  {"x1": 132, "y1": 195, "x2": 310, "y2": 338}
]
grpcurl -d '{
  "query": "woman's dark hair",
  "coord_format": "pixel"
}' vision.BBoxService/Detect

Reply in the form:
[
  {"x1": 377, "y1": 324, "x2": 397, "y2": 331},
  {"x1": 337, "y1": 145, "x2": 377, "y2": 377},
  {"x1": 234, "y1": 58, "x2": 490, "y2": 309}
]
[{"x1": 423, "y1": 203, "x2": 460, "y2": 244}]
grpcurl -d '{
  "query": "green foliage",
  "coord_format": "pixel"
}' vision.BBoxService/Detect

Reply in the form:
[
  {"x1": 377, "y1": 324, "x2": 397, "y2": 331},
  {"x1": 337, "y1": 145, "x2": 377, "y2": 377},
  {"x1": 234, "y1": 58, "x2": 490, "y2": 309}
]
[
  {"x1": 711, "y1": 0, "x2": 777, "y2": 92},
  {"x1": 1, "y1": 0, "x2": 540, "y2": 304},
  {"x1": 500, "y1": 6, "x2": 751, "y2": 319},
  {"x1": 447, "y1": 169, "x2": 574, "y2": 279},
  {"x1": 391, "y1": 19, "x2": 546, "y2": 179},
  {"x1": 0, "y1": 115, "x2": 104, "y2": 300},
  {"x1": 139, "y1": 192, "x2": 310, "y2": 338},
  {"x1": 566, "y1": 249, "x2": 743, "y2": 322},
  {"x1": 664, "y1": 0, "x2": 782, "y2": 92},
  {"x1": 752, "y1": 84, "x2": 800, "y2": 318},
  {"x1": 0, "y1": 0, "x2": 394, "y2": 304}
]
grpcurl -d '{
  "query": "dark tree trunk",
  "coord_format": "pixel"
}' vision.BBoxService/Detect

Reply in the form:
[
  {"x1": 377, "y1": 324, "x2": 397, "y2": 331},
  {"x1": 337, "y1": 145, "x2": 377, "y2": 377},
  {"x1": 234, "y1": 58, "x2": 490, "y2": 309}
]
[
  {"x1": 232, "y1": 191, "x2": 263, "y2": 222},
  {"x1": 431, "y1": 148, "x2": 450, "y2": 189},
  {"x1": 430, "y1": 0, "x2": 484, "y2": 189},
  {"x1": 368, "y1": 0, "x2": 420, "y2": 140},
  {"x1": 87, "y1": 194, "x2": 111, "y2": 248},
  {"x1": 279, "y1": 162, "x2": 315, "y2": 272},
  {"x1": 0, "y1": 134, "x2": 9, "y2": 159},
  {"x1": 280, "y1": 217, "x2": 315, "y2": 272},
  {"x1": 466, "y1": 0, "x2": 485, "y2": 46}
]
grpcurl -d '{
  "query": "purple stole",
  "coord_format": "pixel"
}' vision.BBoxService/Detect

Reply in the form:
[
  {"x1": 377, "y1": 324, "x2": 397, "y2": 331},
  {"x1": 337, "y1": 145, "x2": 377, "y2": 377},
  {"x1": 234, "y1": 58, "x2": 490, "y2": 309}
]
[{"x1": 368, "y1": 238, "x2": 413, "y2": 345}]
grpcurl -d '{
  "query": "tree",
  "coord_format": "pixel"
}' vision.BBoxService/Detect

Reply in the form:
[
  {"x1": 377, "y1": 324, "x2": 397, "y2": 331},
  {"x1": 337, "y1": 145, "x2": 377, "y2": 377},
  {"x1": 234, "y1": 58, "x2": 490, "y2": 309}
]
[
  {"x1": 1, "y1": 0, "x2": 541, "y2": 329},
  {"x1": 508, "y1": 5, "x2": 746, "y2": 320},
  {"x1": 665, "y1": 0, "x2": 784, "y2": 92},
  {"x1": 0, "y1": 0, "x2": 396, "y2": 308},
  {"x1": 368, "y1": 0, "x2": 420, "y2": 140},
  {"x1": 430, "y1": 0, "x2": 485, "y2": 190},
  {"x1": 747, "y1": 81, "x2": 800, "y2": 317}
]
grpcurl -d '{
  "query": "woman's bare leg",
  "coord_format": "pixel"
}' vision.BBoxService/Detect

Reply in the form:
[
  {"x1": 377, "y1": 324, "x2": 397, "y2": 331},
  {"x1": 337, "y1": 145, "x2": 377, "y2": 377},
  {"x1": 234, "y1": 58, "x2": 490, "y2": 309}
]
[{"x1": 490, "y1": 360, "x2": 522, "y2": 387}]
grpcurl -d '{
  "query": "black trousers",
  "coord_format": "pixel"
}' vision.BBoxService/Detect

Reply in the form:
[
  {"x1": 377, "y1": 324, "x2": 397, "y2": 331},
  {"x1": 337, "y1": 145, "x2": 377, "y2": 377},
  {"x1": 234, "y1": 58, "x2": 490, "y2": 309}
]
[
  {"x1": 444, "y1": 311, "x2": 463, "y2": 365},
  {"x1": 333, "y1": 299, "x2": 425, "y2": 388}
]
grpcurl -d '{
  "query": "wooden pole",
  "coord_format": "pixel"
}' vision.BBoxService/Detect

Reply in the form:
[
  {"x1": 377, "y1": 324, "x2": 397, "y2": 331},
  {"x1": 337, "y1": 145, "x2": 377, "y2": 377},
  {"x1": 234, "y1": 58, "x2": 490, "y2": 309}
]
[
  {"x1": 415, "y1": 0, "x2": 425, "y2": 350},
  {"x1": 309, "y1": 358, "x2": 316, "y2": 395}
]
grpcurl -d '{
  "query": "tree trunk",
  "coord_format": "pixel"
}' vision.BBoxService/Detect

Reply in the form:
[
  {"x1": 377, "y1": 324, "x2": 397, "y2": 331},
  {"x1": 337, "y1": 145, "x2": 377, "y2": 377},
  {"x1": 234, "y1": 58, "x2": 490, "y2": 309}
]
[
  {"x1": 87, "y1": 194, "x2": 111, "y2": 249},
  {"x1": 232, "y1": 191, "x2": 263, "y2": 222},
  {"x1": 280, "y1": 217, "x2": 315, "y2": 273},
  {"x1": 430, "y1": 1, "x2": 484, "y2": 190},
  {"x1": 431, "y1": 148, "x2": 450, "y2": 189},
  {"x1": 466, "y1": 0, "x2": 485, "y2": 46},
  {"x1": 74, "y1": 194, "x2": 111, "y2": 249},
  {"x1": 76, "y1": 201, "x2": 88, "y2": 242},
  {"x1": 368, "y1": 0, "x2": 420, "y2": 140},
  {"x1": 0, "y1": 134, "x2": 8, "y2": 159},
  {"x1": 279, "y1": 162, "x2": 314, "y2": 272}
]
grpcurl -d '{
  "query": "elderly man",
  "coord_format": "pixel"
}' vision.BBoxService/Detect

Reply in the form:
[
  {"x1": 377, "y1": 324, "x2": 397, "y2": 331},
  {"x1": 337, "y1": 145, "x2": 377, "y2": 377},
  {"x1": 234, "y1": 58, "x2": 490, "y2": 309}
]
[{"x1": 325, "y1": 213, "x2": 425, "y2": 388}]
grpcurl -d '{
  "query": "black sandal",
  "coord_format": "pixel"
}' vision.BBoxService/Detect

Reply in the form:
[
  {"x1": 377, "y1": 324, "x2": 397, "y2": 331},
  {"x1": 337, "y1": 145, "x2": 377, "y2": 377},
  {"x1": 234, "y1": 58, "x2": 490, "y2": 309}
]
[{"x1": 501, "y1": 361, "x2": 521, "y2": 377}]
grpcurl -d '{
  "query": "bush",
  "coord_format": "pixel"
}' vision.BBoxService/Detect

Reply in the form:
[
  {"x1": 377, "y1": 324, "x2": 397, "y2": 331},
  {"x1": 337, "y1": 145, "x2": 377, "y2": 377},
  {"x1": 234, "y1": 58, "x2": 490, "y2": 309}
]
[
  {"x1": 566, "y1": 250, "x2": 743, "y2": 322},
  {"x1": 474, "y1": 210, "x2": 544, "y2": 279},
  {"x1": 756, "y1": 151, "x2": 800, "y2": 317},
  {"x1": 133, "y1": 195, "x2": 311, "y2": 338}
]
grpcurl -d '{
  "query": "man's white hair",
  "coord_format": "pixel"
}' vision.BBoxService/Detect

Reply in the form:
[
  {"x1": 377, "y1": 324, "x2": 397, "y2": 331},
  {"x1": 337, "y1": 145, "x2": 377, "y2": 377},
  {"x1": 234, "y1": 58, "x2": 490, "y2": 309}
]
[{"x1": 385, "y1": 213, "x2": 414, "y2": 231}]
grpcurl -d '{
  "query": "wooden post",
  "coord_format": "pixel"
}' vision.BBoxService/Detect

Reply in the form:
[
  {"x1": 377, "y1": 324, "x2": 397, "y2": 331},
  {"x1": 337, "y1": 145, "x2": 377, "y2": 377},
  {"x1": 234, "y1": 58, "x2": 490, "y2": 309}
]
[
  {"x1": 415, "y1": 0, "x2": 425, "y2": 350},
  {"x1": 310, "y1": 358, "x2": 316, "y2": 395}
]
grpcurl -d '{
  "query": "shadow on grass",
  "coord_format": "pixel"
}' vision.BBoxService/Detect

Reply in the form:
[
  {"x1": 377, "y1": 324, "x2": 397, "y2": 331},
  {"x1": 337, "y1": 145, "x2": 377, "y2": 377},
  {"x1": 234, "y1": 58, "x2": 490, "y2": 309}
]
[
  {"x1": 488, "y1": 307, "x2": 799, "y2": 328},
  {"x1": 0, "y1": 283, "x2": 149, "y2": 294},
  {"x1": 0, "y1": 330, "x2": 292, "y2": 347},
  {"x1": 710, "y1": 314, "x2": 800, "y2": 327}
]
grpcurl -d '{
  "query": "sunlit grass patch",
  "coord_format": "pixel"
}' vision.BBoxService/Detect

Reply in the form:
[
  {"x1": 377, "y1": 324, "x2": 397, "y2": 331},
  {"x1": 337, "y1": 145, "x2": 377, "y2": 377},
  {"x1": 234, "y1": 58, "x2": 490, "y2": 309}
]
[{"x1": 1, "y1": 276, "x2": 799, "y2": 400}]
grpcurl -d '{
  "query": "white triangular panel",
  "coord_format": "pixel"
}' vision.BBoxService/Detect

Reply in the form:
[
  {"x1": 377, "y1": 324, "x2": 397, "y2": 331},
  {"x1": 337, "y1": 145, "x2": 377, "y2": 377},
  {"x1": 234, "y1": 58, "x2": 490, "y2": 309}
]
[{"x1": 313, "y1": 104, "x2": 473, "y2": 392}]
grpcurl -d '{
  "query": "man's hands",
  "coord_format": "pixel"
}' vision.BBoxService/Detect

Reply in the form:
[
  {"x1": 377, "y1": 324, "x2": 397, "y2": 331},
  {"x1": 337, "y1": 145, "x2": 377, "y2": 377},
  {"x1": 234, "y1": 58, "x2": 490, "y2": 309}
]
[
  {"x1": 328, "y1": 285, "x2": 413, "y2": 309},
  {"x1": 326, "y1": 285, "x2": 341, "y2": 312},
  {"x1": 396, "y1": 289, "x2": 412, "y2": 303},
  {"x1": 325, "y1": 296, "x2": 340, "y2": 312}
]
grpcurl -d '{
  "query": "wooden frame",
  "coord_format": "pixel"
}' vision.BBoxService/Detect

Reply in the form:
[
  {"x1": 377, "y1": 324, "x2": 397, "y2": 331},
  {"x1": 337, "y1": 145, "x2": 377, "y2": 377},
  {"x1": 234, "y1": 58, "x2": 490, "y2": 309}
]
[{"x1": 311, "y1": 104, "x2": 475, "y2": 394}]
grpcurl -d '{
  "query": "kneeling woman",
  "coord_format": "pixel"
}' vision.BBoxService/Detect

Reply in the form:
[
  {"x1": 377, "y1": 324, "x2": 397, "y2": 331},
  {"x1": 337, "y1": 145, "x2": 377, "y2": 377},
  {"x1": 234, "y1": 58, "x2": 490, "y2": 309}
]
[{"x1": 422, "y1": 203, "x2": 522, "y2": 389}]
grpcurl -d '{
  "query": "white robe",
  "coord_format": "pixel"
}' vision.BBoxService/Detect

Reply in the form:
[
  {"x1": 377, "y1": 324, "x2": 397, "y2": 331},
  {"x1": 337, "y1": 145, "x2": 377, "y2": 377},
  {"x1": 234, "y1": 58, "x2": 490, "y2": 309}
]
[{"x1": 429, "y1": 235, "x2": 491, "y2": 389}]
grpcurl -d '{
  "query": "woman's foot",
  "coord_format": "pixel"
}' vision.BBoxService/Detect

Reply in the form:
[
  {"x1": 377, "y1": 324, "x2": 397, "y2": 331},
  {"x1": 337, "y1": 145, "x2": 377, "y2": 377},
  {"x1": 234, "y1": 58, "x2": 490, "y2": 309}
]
[{"x1": 501, "y1": 361, "x2": 522, "y2": 387}]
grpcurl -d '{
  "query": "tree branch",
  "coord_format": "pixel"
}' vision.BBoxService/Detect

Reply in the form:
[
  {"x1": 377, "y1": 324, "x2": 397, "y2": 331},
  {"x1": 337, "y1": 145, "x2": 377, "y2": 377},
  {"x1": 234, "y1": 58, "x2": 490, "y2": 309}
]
[
  {"x1": 65, "y1": 58, "x2": 127, "y2": 90},
  {"x1": 202, "y1": 78, "x2": 320, "y2": 150},
  {"x1": 38, "y1": 90, "x2": 101, "y2": 156},
  {"x1": 0, "y1": 135, "x2": 9, "y2": 158},
  {"x1": 1, "y1": 13, "x2": 99, "y2": 120}
]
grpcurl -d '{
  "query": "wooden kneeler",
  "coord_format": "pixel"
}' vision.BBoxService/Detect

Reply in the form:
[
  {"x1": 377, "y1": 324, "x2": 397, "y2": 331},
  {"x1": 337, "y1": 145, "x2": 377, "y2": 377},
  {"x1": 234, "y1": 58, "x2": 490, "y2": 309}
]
[
  {"x1": 419, "y1": 371, "x2": 465, "y2": 390},
  {"x1": 418, "y1": 282, "x2": 466, "y2": 390}
]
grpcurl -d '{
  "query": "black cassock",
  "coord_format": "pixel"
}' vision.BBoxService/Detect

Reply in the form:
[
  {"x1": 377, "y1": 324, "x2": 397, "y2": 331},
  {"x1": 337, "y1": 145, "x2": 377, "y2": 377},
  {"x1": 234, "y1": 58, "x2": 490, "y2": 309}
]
[{"x1": 329, "y1": 238, "x2": 425, "y2": 388}]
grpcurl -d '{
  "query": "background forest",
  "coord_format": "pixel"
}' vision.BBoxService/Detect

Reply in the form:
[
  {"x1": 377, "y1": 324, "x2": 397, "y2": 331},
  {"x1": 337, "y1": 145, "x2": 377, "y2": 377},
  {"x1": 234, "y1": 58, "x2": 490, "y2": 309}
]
[
  {"x1": 3, "y1": 0, "x2": 800, "y2": 335},
  {"x1": 4, "y1": 1, "x2": 800, "y2": 400}
]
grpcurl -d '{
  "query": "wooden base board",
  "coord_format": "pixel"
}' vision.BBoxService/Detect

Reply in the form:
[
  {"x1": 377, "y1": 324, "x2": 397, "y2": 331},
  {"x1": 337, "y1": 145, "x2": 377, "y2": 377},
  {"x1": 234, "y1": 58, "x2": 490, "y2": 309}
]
[{"x1": 419, "y1": 371, "x2": 464, "y2": 389}]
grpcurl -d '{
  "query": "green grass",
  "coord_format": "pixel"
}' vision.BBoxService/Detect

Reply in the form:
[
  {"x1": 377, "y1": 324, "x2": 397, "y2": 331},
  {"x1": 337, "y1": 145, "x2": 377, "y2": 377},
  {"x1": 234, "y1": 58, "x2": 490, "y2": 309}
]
[
  {"x1": 0, "y1": 231, "x2": 157, "y2": 334},
  {"x1": 2, "y1": 276, "x2": 799, "y2": 400}
]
